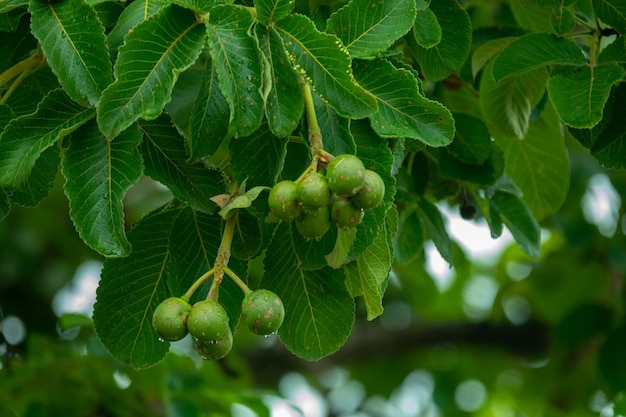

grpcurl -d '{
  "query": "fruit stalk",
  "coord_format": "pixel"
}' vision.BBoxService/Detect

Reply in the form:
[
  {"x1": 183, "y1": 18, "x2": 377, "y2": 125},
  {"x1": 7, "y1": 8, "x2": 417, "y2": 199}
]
[
  {"x1": 207, "y1": 213, "x2": 237, "y2": 300},
  {"x1": 299, "y1": 76, "x2": 324, "y2": 160}
]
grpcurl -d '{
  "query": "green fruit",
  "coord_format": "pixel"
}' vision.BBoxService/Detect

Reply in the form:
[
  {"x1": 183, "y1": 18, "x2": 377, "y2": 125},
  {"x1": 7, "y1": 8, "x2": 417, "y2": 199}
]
[
  {"x1": 296, "y1": 206, "x2": 331, "y2": 240},
  {"x1": 241, "y1": 289, "x2": 285, "y2": 335},
  {"x1": 268, "y1": 180, "x2": 301, "y2": 221},
  {"x1": 297, "y1": 172, "x2": 331, "y2": 208},
  {"x1": 152, "y1": 297, "x2": 191, "y2": 342},
  {"x1": 352, "y1": 169, "x2": 385, "y2": 209},
  {"x1": 326, "y1": 154, "x2": 366, "y2": 196},
  {"x1": 331, "y1": 197, "x2": 364, "y2": 228},
  {"x1": 187, "y1": 300, "x2": 230, "y2": 343},
  {"x1": 194, "y1": 328, "x2": 233, "y2": 360}
]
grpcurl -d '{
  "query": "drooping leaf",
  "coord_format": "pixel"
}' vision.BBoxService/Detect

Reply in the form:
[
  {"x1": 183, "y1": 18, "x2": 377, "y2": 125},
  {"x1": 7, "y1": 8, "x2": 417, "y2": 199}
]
[
  {"x1": 326, "y1": 228, "x2": 358, "y2": 269},
  {"x1": 262, "y1": 222, "x2": 355, "y2": 361},
  {"x1": 394, "y1": 209, "x2": 424, "y2": 265},
  {"x1": 8, "y1": 145, "x2": 60, "y2": 207},
  {"x1": 412, "y1": 7, "x2": 442, "y2": 49},
  {"x1": 93, "y1": 205, "x2": 181, "y2": 369},
  {"x1": 315, "y1": 94, "x2": 355, "y2": 156},
  {"x1": 206, "y1": 4, "x2": 265, "y2": 138},
  {"x1": 274, "y1": 15, "x2": 377, "y2": 118},
  {"x1": 254, "y1": 0, "x2": 292, "y2": 24},
  {"x1": 353, "y1": 59, "x2": 454, "y2": 147},
  {"x1": 97, "y1": 4, "x2": 206, "y2": 138},
  {"x1": 489, "y1": 191, "x2": 540, "y2": 258},
  {"x1": 593, "y1": 0, "x2": 626, "y2": 34},
  {"x1": 326, "y1": 0, "x2": 417, "y2": 60},
  {"x1": 415, "y1": 197, "x2": 453, "y2": 265},
  {"x1": 447, "y1": 112, "x2": 492, "y2": 165},
  {"x1": 29, "y1": 0, "x2": 112, "y2": 106},
  {"x1": 0, "y1": 89, "x2": 95, "y2": 187},
  {"x1": 139, "y1": 116, "x2": 224, "y2": 214},
  {"x1": 62, "y1": 120, "x2": 143, "y2": 257},
  {"x1": 547, "y1": 63, "x2": 625, "y2": 128}
]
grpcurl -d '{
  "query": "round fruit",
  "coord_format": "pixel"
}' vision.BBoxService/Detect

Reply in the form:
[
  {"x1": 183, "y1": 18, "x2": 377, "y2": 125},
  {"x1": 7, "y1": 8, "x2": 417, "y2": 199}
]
[
  {"x1": 296, "y1": 206, "x2": 331, "y2": 240},
  {"x1": 187, "y1": 300, "x2": 230, "y2": 343},
  {"x1": 152, "y1": 297, "x2": 191, "y2": 341},
  {"x1": 331, "y1": 197, "x2": 364, "y2": 228},
  {"x1": 326, "y1": 154, "x2": 366, "y2": 196},
  {"x1": 241, "y1": 289, "x2": 285, "y2": 335},
  {"x1": 268, "y1": 180, "x2": 301, "y2": 221},
  {"x1": 352, "y1": 169, "x2": 385, "y2": 210},
  {"x1": 194, "y1": 328, "x2": 233, "y2": 360},
  {"x1": 297, "y1": 172, "x2": 331, "y2": 208}
]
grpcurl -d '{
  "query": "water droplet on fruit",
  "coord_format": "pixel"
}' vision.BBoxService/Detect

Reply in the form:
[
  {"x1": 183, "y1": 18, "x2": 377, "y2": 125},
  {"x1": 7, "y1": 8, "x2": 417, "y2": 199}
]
[{"x1": 157, "y1": 336, "x2": 166, "y2": 343}]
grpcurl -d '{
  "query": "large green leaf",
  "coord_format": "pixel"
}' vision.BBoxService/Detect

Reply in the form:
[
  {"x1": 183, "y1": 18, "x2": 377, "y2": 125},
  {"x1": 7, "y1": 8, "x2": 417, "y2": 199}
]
[
  {"x1": 547, "y1": 63, "x2": 625, "y2": 128},
  {"x1": 262, "y1": 223, "x2": 355, "y2": 361},
  {"x1": 139, "y1": 116, "x2": 224, "y2": 214},
  {"x1": 412, "y1": 7, "x2": 441, "y2": 49},
  {"x1": 326, "y1": 0, "x2": 416, "y2": 60},
  {"x1": 0, "y1": 89, "x2": 95, "y2": 187},
  {"x1": 62, "y1": 120, "x2": 143, "y2": 257},
  {"x1": 274, "y1": 14, "x2": 377, "y2": 119},
  {"x1": 353, "y1": 59, "x2": 454, "y2": 147},
  {"x1": 207, "y1": 4, "x2": 265, "y2": 138},
  {"x1": 254, "y1": 0, "x2": 292, "y2": 24},
  {"x1": 492, "y1": 33, "x2": 586, "y2": 81},
  {"x1": 489, "y1": 191, "x2": 540, "y2": 258},
  {"x1": 97, "y1": 5, "x2": 206, "y2": 138},
  {"x1": 93, "y1": 206, "x2": 180, "y2": 369},
  {"x1": 593, "y1": 0, "x2": 626, "y2": 34},
  {"x1": 29, "y1": 0, "x2": 112, "y2": 106}
]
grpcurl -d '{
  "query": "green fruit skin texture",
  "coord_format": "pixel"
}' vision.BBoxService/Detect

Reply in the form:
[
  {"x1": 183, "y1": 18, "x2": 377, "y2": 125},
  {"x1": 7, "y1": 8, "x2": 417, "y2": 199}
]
[
  {"x1": 152, "y1": 297, "x2": 192, "y2": 341},
  {"x1": 326, "y1": 154, "x2": 366, "y2": 196},
  {"x1": 187, "y1": 300, "x2": 230, "y2": 343},
  {"x1": 194, "y1": 328, "x2": 233, "y2": 360},
  {"x1": 268, "y1": 180, "x2": 301, "y2": 221},
  {"x1": 352, "y1": 169, "x2": 385, "y2": 210},
  {"x1": 241, "y1": 289, "x2": 285, "y2": 335},
  {"x1": 331, "y1": 197, "x2": 364, "y2": 228},
  {"x1": 296, "y1": 206, "x2": 331, "y2": 240},
  {"x1": 297, "y1": 172, "x2": 331, "y2": 208}
]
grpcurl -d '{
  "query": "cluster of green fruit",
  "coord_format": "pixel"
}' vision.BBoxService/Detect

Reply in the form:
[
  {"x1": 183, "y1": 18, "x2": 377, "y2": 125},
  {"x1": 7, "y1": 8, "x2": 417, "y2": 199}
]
[
  {"x1": 152, "y1": 289, "x2": 285, "y2": 360},
  {"x1": 268, "y1": 154, "x2": 385, "y2": 239}
]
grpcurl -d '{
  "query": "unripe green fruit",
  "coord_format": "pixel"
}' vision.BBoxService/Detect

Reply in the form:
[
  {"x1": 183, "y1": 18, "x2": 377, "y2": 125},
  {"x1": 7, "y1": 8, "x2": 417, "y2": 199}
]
[
  {"x1": 296, "y1": 206, "x2": 331, "y2": 240},
  {"x1": 326, "y1": 154, "x2": 366, "y2": 196},
  {"x1": 297, "y1": 172, "x2": 331, "y2": 208},
  {"x1": 241, "y1": 289, "x2": 285, "y2": 335},
  {"x1": 187, "y1": 300, "x2": 230, "y2": 343},
  {"x1": 152, "y1": 297, "x2": 191, "y2": 341},
  {"x1": 194, "y1": 328, "x2": 233, "y2": 360},
  {"x1": 352, "y1": 169, "x2": 385, "y2": 210},
  {"x1": 268, "y1": 180, "x2": 301, "y2": 221},
  {"x1": 331, "y1": 197, "x2": 364, "y2": 228}
]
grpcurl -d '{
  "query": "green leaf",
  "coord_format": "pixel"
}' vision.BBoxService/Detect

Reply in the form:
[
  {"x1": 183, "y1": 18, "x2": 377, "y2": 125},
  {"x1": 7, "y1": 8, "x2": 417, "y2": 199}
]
[
  {"x1": 29, "y1": 0, "x2": 112, "y2": 106},
  {"x1": 326, "y1": 0, "x2": 417, "y2": 60},
  {"x1": 8, "y1": 146, "x2": 60, "y2": 207},
  {"x1": 509, "y1": 0, "x2": 557, "y2": 33},
  {"x1": 188, "y1": 57, "x2": 230, "y2": 161},
  {"x1": 275, "y1": 14, "x2": 377, "y2": 118},
  {"x1": 0, "y1": 89, "x2": 95, "y2": 187},
  {"x1": 415, "y1": 197, "x2": 453, "y2": 265},
  {"x1": 489, "y1": 191, "x2": 540, "y2": 257},
  {"x1": 93, "y1": 206, "x2": 181, "y2": 369},
  {"x1": 471, "y1": 37, "x2": 516, "y2": 79},
  {"x1": 139, "y1": 116, "x2": 224, "y2": 213},
  {"x1": 207, "y1": 4, "x2": 265, "y2": 138},
  {"x1": 492, "y1": 33, "x2": 586, "y2": 81},
  {"x1": 315, "y1": 94, "x2": 355, "y2": 155},
  {"x1": 262, "y1": 223, "x2": 355, "y2": 361},
  {"x1": 438, "y1": 145, "x2": 504, "y2": 186},
  {"x1": 291, "y1": 222, "x2": 338, "y2": 270},
  {"x1": 411, "y1": 0, "x2": 471, "y2": 81},
  {"x1": 230, "y1": 122, "x2": 289, "y2": 188},
  {"x1": 593, "y1": 0, "x2": 626, "y2": 34},
  {"x1": 106, "y1": 0, "x2": 168, "y2": 57},
  {"x1": 480, "y1": 60, "x2": 549, "y2": 138},
  {"x1": 447, "y1": 112, "x2": 492, "y2": 165},
  {"x1": 352, "y1": 59, "x2": 454, "y2": 147},
  {"x1": 412, "y1": 7, "x2": 442, "y2": 49},
  {"x1": 256, "y1": 25, "x2": 304, "y2": 138},
  {"x1": 498, "y1": 103, "x2": 569, "y2": 220},
  {"x1": 547, "y1": 63, "x2": 625, "y2": 128},
  {"x1": 0, "y1": 0, "x2": 27, "y2": 13},
  {"x1": 97, "y1": 4, "x2": 206, "y2": 138},
  {"x1": 63, "y1": 120, "x2": 143, "y2": 257},
  {"x1": 218, "y1": 186, "x2": 270, "y2": 219},
  {"x1": 325, "y1": 228, "x2": 358, "y2": 269},
  {"x1": 255, "y1": 0, "x2": 292, "y2": 24},
  {"x1": 551, "y1": 3, "x2": 576, "y2": 34},
  {"x1": 394, "y1": 209, "x2": 424, "y2": 265},
  {"x1": 231, "y1": 209, "x2": 263, "y2": 260}
]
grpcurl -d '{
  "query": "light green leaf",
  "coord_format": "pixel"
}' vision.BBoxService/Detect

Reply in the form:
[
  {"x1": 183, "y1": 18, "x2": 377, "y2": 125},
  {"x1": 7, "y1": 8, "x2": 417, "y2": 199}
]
[
  {"x1": 509, "y1": 0, "x2": 557, "y2": 32},
  {"x1": 326, "y1": 228, "x2": 358, "y2": 269},
  {"x1": 275, "y1": 14, "x2": 377, "y2": 118},
  {"x1": 255, "y1": 0, "x2": 292, "y2": 24},
  {"x1": 593, "y1": 0, "x2": 626, "y2": 34},
  {"x1": 416, "y1": 197, "x2": 452, "y2": 265},
  {"x1": 219, "y1": 186, "x2": 270, "y2": 219},
  {"x1": 326, "y1": 0, "x2": 416, "y2": 60},
  {"x1": 0, "y1": 0, "x2": 27, "y2": 13},
  {"x1": 315, "y1": 94, "x2": 355, "y2": 156},
  {"x1": 63, "y1": 120, "x2": 143, "y2": 257},
  {"x1": 97, "y1": 5, "x2": 206, "y2": 138},
  {"x1": 207, "y1": 4, "x2": 265, "y2": 138},
  {"x1": 492, "y1": 33, "x2": 586, "y2": 81},
  {"x1": 412, "y1": 7, "x2": 441, "y2": 49},
  {"x1": 547, "y1": 63, "x2": 625, "y2": 128},
  {"x1": 262, "y1": 223, "x2": 355, "y2": 361},
  {"x1": 489, "y1": 191, "x2": 540, "y2": 258},
  {"x1": 0, "y1": 89, "x2": 95, "y2": 187},
  {"x1": 353, "y1": 59, "x2": 454, "y2": 147},
  {"x1": 29, "y1": 0, "x2": 112, "y2": 106},
  {"x1": 447, "y1": 112, "x2": 492, "y2": 165},
  {"x1": 93, "y1": 206, "x2": 180, "y2": 369}
]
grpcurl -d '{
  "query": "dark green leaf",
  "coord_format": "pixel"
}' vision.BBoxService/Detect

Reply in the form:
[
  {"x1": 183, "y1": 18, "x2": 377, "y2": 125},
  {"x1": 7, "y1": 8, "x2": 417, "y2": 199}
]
[
  {"x1": 416, "y1": 197, "x2": 453, "y2": 265},
  {"x1": 599, "y1": 323, "x2": 626, "y2": 391},
  {"x1": 255, "y1": 0, "x2": 292, "y2": 24},
  {"x1": 412, "y1": 7, "x2": 442, "y2": 49},
  {"x1": 0, "y1": 0, "x2": 27, "y2": 13},
  {"x1": 8, "y1": 145, "x2": 59, "y2": 207},
  {"x1": 231, "y1": 209, "x2": 263, "y2": 260},
  {"x1": 554, "y1": 303, "x2": 613, "y2": 345},
  {"x1": 291, "y1": 221, "x2": 338, "y2": 270},
  {"x1": 489, "y1": 191, "x2": 540, "y2": 257},
  {"x1": 447, "y1": 112, "x2": 491, "y2": 165},
  {"x1": 394, "y1": 209, "x2": 424, "y2": 265},
  {"x1": 106, "y1": 0, "x2": 168, "y2": 57},
  {"x1": 593, "y1": 0, "x2": 626, "y2": 34},
  {"x1": 315, "y1": 94, "x2": 355, "y2": 155},
  {"x1": 438, "y1": 145, "x2": 504, "y2": 186},
  {"x1": 551, "y1": 3, "x2": 576, "y2": 34}
]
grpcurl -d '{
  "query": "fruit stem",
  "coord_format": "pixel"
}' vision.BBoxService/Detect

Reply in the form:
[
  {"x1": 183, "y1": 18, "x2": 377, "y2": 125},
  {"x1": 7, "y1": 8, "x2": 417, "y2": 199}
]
[
  {"x1": 223, "y1": 266, "x2": 251, "y2": 295},
  {"x1": 183, "y1": 267, "x2": 216, "y2": 301},
  {"x1": 207, "y1": 212, "x2": 237, "y2": 301},
  {"x1": 300, "y1": 76, "x2": 324, "y2": 158}
]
